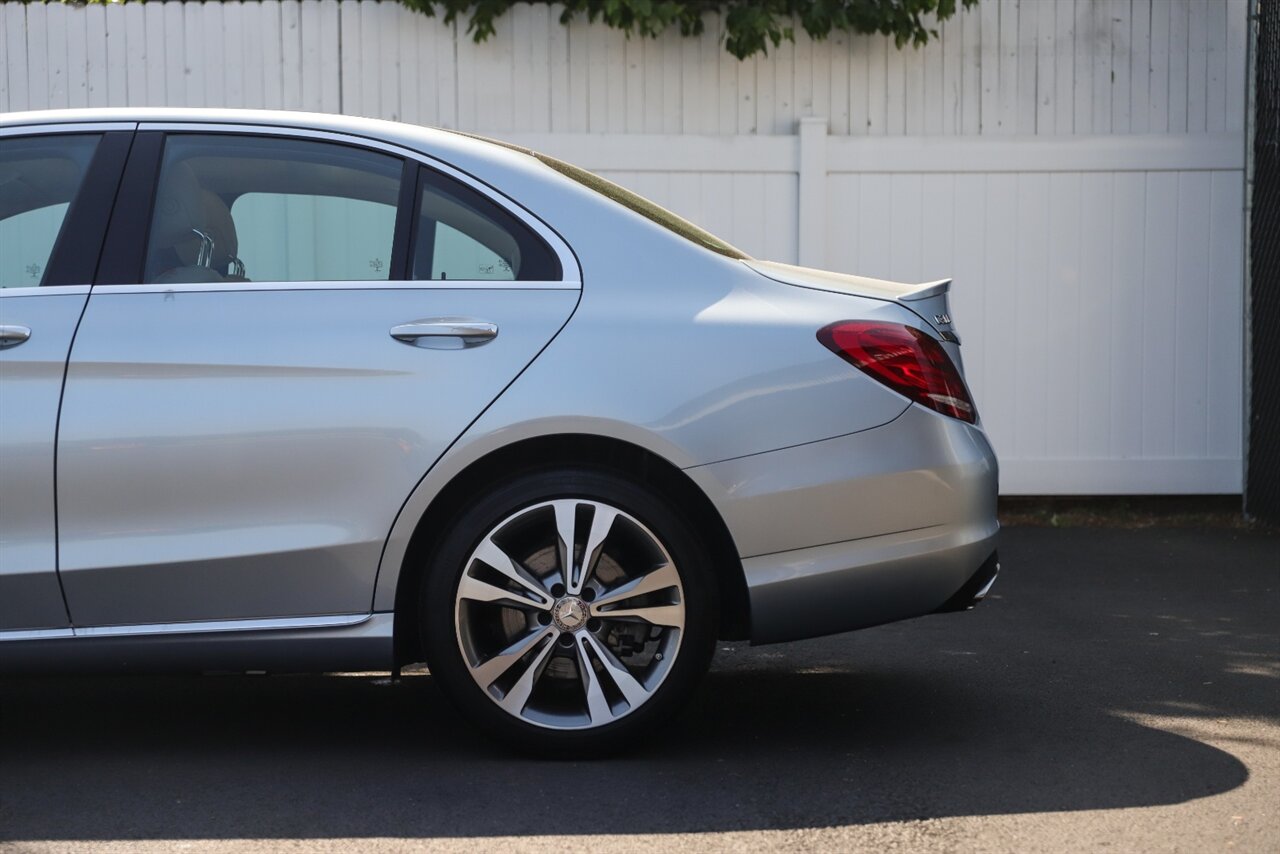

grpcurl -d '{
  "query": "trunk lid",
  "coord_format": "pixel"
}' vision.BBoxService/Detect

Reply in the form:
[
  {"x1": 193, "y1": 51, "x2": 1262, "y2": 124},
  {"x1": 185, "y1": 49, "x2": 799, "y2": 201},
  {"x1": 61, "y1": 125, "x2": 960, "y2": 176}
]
[
  {"x1": 744, "y1": 259, "x2": 964, "y2": 368},
  {"x1": 744, "y1": 259, "x2": 960, "y2": 341}
]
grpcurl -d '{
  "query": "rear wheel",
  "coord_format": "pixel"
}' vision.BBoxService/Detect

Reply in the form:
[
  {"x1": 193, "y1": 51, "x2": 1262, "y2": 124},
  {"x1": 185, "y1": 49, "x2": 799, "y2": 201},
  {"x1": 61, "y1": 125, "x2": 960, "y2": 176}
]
[{"x1": 420, "y1": 468, "x2": 718, "y2": 752}]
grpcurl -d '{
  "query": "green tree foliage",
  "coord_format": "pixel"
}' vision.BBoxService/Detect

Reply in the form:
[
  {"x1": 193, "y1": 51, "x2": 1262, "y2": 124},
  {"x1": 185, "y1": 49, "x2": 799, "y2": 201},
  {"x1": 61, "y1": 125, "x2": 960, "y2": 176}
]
[{"x1": 394, "y1": 0, "x2": 979, "y2": 59}]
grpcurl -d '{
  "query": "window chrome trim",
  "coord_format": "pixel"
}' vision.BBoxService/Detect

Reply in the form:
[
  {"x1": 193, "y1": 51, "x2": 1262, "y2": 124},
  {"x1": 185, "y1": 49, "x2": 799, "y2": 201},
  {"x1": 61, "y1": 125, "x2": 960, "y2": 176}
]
[
  {"x1": 0, "y1": 121, "x2": 137, "y2": 138},
  {"x1": 0, "y1": 628, "x2": 76, "y2": 642},
  {"x1": 89, "y1": 281, "x2": 578, "y2": 295},
  {"x1": 135, "y1": 121, "x2": 581, "y2": 287},
  {"x1": 0, "y1": 285, "x2": 91, "y2": 298},
  {"x1": 0, "y1": 613, "x2": 375, "y2": 642}
]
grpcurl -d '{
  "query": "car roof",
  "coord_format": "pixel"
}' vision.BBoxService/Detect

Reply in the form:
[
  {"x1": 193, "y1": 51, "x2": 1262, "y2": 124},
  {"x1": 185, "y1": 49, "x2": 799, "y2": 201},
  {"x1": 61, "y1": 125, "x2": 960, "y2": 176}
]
[
  {"x1": 4, "y1": 107, "x2": 444, "y2": 138},
  {"x1": 0, "y1": 108, "x2": 535, "y2": 177}
]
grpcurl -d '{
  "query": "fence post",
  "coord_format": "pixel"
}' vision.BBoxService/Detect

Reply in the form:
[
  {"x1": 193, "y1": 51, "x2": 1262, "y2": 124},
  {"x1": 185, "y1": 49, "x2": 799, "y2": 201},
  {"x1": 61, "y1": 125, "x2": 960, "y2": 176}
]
[{"x1": 797, "y1": 117, "x2": 829, "y2": 268}]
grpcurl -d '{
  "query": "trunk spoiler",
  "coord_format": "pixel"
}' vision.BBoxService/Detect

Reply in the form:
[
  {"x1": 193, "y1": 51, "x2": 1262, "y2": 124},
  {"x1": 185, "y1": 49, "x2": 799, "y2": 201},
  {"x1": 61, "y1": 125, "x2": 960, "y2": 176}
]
[
  {"x1": 898, "y1": 279, "x2": 952, "y2": 303},
  {"x1": 742, "y1": 259, "x2": 961, "y2": 344}
]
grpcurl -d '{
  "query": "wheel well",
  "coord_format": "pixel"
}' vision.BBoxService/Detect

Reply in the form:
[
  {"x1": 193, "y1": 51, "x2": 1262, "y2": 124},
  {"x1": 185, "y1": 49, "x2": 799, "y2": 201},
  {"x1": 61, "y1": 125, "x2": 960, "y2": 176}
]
[{"x1": 393, "y1": 434, "x2": 751, "y2": 665}]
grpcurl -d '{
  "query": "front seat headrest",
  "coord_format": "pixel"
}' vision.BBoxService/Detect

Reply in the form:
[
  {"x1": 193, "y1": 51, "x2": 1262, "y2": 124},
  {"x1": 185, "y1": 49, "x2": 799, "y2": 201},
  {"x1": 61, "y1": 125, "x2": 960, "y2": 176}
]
[
  {"x1": 174, "y1": 190, "x2": 238, "y2": 271},
  {"x1": 147, "y1": 161, "x2": 207, "y2": 260}
]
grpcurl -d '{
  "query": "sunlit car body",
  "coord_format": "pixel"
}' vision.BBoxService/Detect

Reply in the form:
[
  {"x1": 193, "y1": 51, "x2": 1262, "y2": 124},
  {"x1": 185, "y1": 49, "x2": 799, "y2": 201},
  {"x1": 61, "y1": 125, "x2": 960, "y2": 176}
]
[{"x1": 0, "y1": 109, "x2": 998, "y2": 749}]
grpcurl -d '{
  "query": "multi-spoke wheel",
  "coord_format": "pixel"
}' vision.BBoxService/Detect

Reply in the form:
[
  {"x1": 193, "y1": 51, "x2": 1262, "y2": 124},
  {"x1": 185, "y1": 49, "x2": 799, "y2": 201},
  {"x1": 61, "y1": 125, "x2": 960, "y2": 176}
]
[{"x1": 420, "y1": 469, "x2": 717, "y2": 751}]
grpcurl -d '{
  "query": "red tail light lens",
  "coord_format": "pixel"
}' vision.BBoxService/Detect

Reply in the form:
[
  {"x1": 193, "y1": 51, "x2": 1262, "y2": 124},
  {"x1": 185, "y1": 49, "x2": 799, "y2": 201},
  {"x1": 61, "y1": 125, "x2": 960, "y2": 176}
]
[{"x1": 818, "y1": 320, "x2": 977, "y2": 423}]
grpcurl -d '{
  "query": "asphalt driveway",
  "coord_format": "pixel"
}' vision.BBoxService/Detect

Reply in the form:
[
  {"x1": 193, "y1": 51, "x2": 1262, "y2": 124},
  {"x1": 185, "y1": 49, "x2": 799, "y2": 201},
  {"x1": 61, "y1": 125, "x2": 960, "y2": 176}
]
[{"x1": 1, "y1": 526, "x2": 1276, "y2": 852}]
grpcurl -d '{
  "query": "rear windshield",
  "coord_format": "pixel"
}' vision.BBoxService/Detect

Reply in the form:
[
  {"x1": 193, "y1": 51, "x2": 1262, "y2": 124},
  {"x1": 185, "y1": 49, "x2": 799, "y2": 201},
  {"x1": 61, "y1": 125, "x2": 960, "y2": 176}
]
[
  {"x1": 533, "y1": 153, "x2": 750, "y2": 260},
  {"x1": 448, "y1": 130, "x2": 749, "y2": 260}
]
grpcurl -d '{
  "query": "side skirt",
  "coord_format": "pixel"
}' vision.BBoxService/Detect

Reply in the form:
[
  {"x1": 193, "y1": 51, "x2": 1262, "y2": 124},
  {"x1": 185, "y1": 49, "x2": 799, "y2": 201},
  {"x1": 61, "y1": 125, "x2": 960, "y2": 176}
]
[{"x1": 0, "y1": 613, "x2": 395, "y2": 674}]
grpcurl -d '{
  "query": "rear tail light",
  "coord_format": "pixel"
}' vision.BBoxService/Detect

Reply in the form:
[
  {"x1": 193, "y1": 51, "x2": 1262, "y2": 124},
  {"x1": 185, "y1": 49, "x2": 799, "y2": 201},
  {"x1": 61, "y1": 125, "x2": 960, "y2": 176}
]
[{"x1": 817, "y1": 320, "x2": 976, "y2": 423}]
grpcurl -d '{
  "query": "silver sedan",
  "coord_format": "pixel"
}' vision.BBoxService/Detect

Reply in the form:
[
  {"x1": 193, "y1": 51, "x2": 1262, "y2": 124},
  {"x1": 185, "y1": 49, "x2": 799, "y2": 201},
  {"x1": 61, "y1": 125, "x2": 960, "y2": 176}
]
[{"x1": 0, "y1": 109, "x2": 998, "y2": 751}]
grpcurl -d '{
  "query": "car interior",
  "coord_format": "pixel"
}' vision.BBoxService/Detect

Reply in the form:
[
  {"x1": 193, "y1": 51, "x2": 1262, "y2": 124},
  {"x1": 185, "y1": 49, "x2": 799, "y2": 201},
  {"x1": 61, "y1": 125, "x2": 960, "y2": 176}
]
[
  {"x1": 142, "y1": 136, "x2": 403, "y2": 285},
  {"x1": 0, "y1": 135, "x2": 97, "y2": 288}
]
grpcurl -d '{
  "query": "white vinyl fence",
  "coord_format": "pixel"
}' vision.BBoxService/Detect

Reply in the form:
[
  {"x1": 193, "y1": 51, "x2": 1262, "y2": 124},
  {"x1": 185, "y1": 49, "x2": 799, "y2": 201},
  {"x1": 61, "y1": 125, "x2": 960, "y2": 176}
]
[{"x1": 0, "y1": 0, "x2": 1251, "y2": 494}]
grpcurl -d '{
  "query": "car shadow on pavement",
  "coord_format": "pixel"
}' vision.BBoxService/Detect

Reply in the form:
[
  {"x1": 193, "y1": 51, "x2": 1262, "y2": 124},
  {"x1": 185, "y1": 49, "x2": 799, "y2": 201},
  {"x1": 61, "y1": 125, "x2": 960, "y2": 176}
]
[{"x1": 0, "y1": 526, "x2": 1274, "y2": 841}]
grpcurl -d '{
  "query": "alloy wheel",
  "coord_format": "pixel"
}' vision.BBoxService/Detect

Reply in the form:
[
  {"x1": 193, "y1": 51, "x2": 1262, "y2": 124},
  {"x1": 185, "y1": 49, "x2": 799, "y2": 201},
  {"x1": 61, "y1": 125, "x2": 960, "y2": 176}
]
[{"x1": 453, "y1": 498, "x2": 686, "y2": 731}]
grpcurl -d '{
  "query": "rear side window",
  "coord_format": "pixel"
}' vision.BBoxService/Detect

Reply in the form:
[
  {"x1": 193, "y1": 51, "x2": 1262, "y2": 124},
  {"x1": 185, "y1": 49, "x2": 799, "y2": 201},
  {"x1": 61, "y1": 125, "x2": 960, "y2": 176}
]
[
  {"x1": 142, "y1": 134, "x2": 403, "y2": 284},
  {"x1": 0, "y1": 135, "x2": 99, "y2": 288},
  {"x1": 412, "y1": 167, "x2": 561, "y2": 282}
]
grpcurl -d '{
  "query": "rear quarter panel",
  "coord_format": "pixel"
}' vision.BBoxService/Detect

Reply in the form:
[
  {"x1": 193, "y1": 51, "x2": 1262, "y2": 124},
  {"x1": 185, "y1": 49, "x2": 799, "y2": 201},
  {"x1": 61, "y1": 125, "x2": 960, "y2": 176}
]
[{"x1": 373, "y1": 220, "x2": 935, "y2": 610}]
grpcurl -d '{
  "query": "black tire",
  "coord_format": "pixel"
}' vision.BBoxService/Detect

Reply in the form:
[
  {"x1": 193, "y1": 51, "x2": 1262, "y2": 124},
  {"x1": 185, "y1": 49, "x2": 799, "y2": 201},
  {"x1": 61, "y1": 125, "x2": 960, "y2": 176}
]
[{"x1": 419, "y1": 467, "x2": 719, "y2": 754}]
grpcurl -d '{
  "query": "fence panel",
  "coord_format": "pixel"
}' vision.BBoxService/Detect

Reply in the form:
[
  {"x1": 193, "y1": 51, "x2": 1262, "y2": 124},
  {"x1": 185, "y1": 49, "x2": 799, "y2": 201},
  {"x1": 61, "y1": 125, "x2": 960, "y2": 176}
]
[
  {"x1": 0, "y1": 0, "x2": 1251, "y2": 494},
  {"x1": 0, "y1": 0, "x2": 1252, "y2": 135}
]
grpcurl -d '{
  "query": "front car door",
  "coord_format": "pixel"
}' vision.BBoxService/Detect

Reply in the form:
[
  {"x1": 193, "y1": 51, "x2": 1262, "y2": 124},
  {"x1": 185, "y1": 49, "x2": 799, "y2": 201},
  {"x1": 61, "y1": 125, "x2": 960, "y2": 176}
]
[
  {"x1": 0, "y1": 125, "x2": 131, "y2": 634},
  {"x1": 55, "y1": 124, "x2": 579, "y2": 628}
]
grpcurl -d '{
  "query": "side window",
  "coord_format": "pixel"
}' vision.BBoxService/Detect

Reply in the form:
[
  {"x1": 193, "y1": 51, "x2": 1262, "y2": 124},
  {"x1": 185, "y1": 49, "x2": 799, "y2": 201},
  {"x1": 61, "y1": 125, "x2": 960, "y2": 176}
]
[
  {"x1": 143, "y1": 134, "x2": 403, "y2": 285},
  {"x1": 0, "y1": 135, "x2": 100, "y2": 288},
  {"x1": 413, "y1": 168, "x2": 561, "y2": 282}
]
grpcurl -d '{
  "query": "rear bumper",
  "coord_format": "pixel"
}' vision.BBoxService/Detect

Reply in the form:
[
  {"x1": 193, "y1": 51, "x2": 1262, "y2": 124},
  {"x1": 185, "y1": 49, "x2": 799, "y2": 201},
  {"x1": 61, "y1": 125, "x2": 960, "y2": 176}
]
[
  {"x1": 686, "y1": 404, "x2": 999, "y2": 644},
  {"x1": 741, "y1": 521, "x2": 999, "y2": 643}
]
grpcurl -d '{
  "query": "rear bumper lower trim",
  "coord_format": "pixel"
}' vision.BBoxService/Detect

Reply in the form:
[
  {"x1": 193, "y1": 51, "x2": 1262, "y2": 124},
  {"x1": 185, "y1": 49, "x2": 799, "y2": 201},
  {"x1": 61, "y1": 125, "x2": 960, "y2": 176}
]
[{"x1": 933, "y1": 550, "x2": 1001, "y2": 613}]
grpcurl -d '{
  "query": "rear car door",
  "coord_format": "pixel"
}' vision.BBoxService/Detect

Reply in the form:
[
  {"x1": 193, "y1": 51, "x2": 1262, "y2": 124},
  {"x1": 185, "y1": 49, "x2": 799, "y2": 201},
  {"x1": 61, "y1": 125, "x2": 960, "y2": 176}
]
[
  {"x1": 56, "y1": 125, "x2": 579, "y2": 627},
  {"x1": 0, "y1": 125, "x2": 131, "y2": 633}
]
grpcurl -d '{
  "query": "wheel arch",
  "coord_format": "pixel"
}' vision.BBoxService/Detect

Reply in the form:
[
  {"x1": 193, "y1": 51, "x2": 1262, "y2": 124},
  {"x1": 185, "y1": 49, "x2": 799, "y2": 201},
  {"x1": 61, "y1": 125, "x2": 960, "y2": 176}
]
[{"x1": 390, "y1": 433, "x2": 751, "y2": 667}]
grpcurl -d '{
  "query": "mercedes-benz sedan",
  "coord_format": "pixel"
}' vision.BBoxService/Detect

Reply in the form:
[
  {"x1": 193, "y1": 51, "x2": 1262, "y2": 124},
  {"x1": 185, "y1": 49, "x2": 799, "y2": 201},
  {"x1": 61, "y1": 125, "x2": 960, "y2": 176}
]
[{"x1": 0, "y1": 109, "x2": 998, "y2": 751}]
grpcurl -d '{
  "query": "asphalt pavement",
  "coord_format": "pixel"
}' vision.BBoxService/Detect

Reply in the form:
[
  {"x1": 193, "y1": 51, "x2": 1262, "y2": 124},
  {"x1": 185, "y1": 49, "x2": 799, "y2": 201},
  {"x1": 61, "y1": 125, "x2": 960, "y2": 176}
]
[{"x1": 1, "y1": 526, "x2": 1277, "y2": 853}]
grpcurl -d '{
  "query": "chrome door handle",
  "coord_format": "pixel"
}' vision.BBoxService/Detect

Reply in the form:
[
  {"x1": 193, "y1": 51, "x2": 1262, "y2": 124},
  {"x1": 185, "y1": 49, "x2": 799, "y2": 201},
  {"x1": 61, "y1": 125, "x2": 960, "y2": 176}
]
[
  {"x1": 390, "y1": 318, "x2": 498, "y2": 349},
  {"x1": 0, "y1": 325, "x2": 31, "y2": 349}
]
